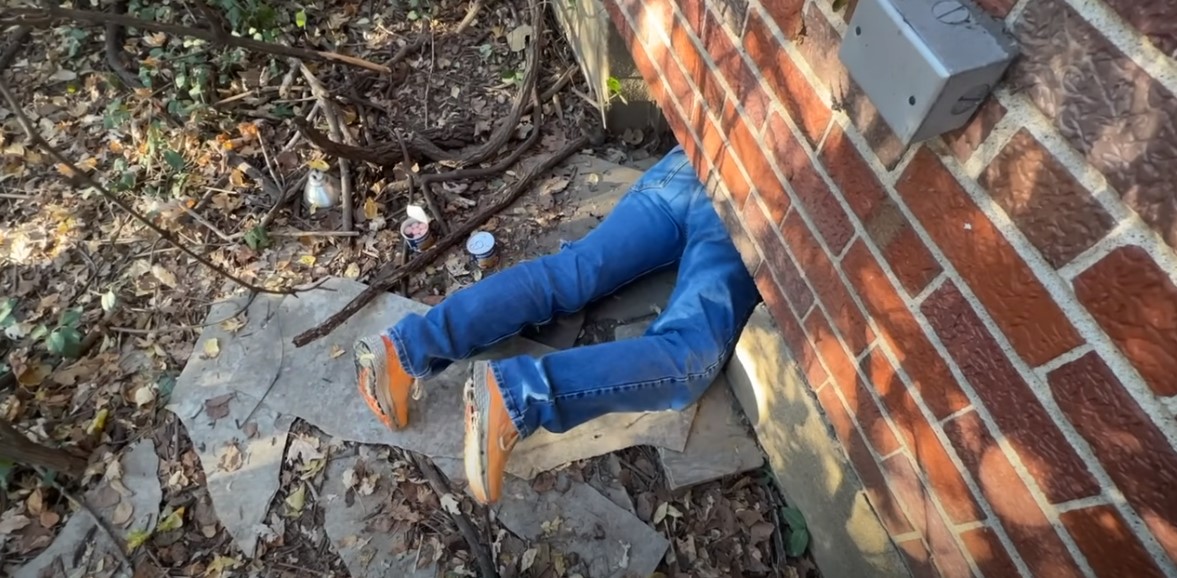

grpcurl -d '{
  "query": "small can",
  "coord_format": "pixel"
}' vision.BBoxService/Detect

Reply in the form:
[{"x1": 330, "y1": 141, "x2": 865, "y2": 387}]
[
  {"x1": 466, "y1": 231, "x2": 499, "y2": 269},
  {"x1": 400, "y1": 218, "x2": 434, "y2": 252}
]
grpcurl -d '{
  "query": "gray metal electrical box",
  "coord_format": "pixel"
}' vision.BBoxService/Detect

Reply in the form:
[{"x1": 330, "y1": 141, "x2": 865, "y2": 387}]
[{"x1": 838, "y1": 0, "x2": 1018, "y2": 144}]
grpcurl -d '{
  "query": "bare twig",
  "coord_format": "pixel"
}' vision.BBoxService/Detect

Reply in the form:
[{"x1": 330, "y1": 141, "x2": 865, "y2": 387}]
[
  {"x1": 454, "y1": 0, "x2": 484, "y2": 35},
  {"x1": 0, "y1": 80, "x2": 296, "y2": 295},
  {"x1": 420, "y1": 95, "x2": 541, "y2": 187},
  {"x1": 0, "y1": 25, "x2": 32, "y2": 73},
  {"x1": 461, "y1": 0, "x2": 543, "y2": 166},
  {"x1": 293, "y1": 133, "x2": 588, "y2": 346},
  {"x1": 35, "y1": 466, "x2": 134, "y2": 572},
  {"x1": 298, "y1": 61, "x2": 354, "y2": 231},
  {"x1": 260, "y1": 171, "x2": 309, "y2": 230},
  {"x1": 396, "y1": 131, "x2": 449, "y2": 236},
  {"x1": 270, "y1": 230, "x2": 359, "y2": 237},
  {"x1": 2, "y1": 5, "x2": 391, "y2": 74},
  {"x1": 103, "y1": 0, "x2": 141, "y2": 89},
  {"x1": 410, "y1": 454, "x2": 498, "y2": 578}
]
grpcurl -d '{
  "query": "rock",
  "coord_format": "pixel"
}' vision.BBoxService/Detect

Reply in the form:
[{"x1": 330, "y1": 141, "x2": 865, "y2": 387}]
[{"x1": 658, "y1": 375, "x2": 764, "y2": 490}]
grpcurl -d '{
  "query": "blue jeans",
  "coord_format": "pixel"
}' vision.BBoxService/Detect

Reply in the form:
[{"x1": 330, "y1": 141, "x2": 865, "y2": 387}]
[{"x1": 385, "y1": 146, "x2": 760, "y2": 437}]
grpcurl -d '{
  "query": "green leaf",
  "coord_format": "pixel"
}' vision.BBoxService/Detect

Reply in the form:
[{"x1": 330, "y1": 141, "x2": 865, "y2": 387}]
[
  {"x1": 29, "y1": 324, "x2": 49, "y2": 341},
  {"x1": 158, "y1": 506, "x2": 185, "y2": 532},
  {"x1": 126, "y1": 528, "x2": 152, "y2": 552},
  {"x1": 164, "y1": 150, "x2": 186, "y2": 171},
  {"x1": 46, "y1": 326, "x2": 83, "y2": 358},
  {"x1": 780, "y1": 506, "x2": 807, "y2": 531},
  {"x1": 0, "y1": 297, "x2": 16, "y2": 327},
  {"x1": 157, "y1": 374, "x2": 177, "y2": 402},
  {"x1": 606, "y1": 76, "x2": 622, "y2": 96},
  {"x1": 407, "y1": 9, "x2": 419, "y2": 20},
  {"x1": 295, "y1": 9, "x2": 307, "y2": 28},
  {"x1": 59, "y1": 308, "x2": 83, "y2": 328},
  {"x1": 0, "y1": 458, "x2": 14, "y2": 491},
  {"x1": 786, "y1": 527, "x2": 810, "y2": 557},
  {"x1": 244, "y1": 226, "x2": 271, "y2": 251}
]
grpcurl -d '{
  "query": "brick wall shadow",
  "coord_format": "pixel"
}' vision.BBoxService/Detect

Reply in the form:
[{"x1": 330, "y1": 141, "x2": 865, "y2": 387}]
[{"x1": 731, "y1": 315, "x2": 911, "y2": 576}]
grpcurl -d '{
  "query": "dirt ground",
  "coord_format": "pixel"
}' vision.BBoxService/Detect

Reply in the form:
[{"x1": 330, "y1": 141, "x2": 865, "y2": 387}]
[{"x1": 0, "y1": 0, "x2": 820, "y2": 576}]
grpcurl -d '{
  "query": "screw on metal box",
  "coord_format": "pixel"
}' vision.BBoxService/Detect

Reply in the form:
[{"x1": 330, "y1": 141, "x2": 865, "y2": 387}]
[{"x1": 838, "y1": 0, "x2": 1018, "y2": 144}]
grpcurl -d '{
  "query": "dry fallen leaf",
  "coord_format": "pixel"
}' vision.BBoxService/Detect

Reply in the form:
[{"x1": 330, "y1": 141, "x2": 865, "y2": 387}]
[
  {"x1": 111, "y1": 499, "x2": 134, "y2": 526},
  {"x1": 219, "y1": 315, "x2": 247, "y2": 333},
  {"x1": 133, "y1": 384, "x2": 155, "y2": 407},
  {"x1": 38, "y1": 511, "x2": 60, "y2": 529},
  {"x1": 286, "y1": 435, "x2": 323, "y2": 464},
  {"x1": 0, "y1": 514, "x2": 31, "y2": 535},
  {"x1": 26, "y1": 489, "x2": 43, "y2": 515},
  {"x1": 284, "y1": 484, "x2": 307, "y2": 516},
  {"x1": 217, "y1": 442, "x2": 243, "y2": 472},
  {"x1": 363, "y1": 197, "x2": 379, "y2": 220},
  {"x1": 201, "y1": 337, "x2": 221, "y2": 359},
  {"x1": 204, "y1": 392, "x2": 234, "y2": 421},
  {"x1": 151, "y1": 264, "x2": 178, "y2": 288},
  {"x1": 329, "y1": 344, "x2": 345, "y2": 359},
  {"x1": 307, "y1": 158, "x2": 330, "y2": 171}
]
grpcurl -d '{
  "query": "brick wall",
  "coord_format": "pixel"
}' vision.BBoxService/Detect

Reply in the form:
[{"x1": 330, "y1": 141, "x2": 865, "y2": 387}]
[{"x1": 604, "y1": 0, "x2": 1177, "y2": 575}]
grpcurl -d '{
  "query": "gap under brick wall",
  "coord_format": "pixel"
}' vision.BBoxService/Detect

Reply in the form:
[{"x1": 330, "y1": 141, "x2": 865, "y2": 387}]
[{"x1": 600, "y1": 0, "x2": 1177, "y2": 575}]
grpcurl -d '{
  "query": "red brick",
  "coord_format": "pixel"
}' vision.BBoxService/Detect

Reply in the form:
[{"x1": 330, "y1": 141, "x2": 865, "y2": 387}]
[
  {"x1": 710, "y1": 0, "x2": 749, "y2": 36},
  {"x1": 821, "y1": 125, "x2": 941, "y2": 294},
  {"x1": 673, "y1": 0, "x2": 707, "y2": 36},
  {"x1": 1073, "y1": 246, "x2": 1177, "y2": 397},
  {"x1": 651, "y1": 38, "x2": 698, "y2": 123},
  {"x1": 782, "y1": 212, "x2": 874, "y2": 353},
  {"x1": 975, "y1": 0, "x2": 1014, "y2": 18},
  {"x1": 1100, "y1": 0, "x2": 1177, "y2": 57},
  {"x1": 820, "y1": 124, "x2": 887, "y2": 221},
  {"x1": 817, "y1": 386, "x2": 914, "y2": 536},
  {"x1": 766, "y1": 113, "x2": 854, "y2": 254},
  {"x1": 922, "y1": 282, "x2": 1099, "y2": 503},
  {"x1": 895, "y1": 539, "x2": 937, "y2": 578},
  {"x1": 883, "y1": 455, "x2": 976, "y2": 576},
  {"x1": 699, "y1": 11, "x2": 769, "y2": 129},
  {"x1": 696, "y1": 112, "x2": 724, "y2": 174},
  {"x1": 856, "y1": 350, "x2": 911, "y2": 457},
  {"x1": 871, "y1": 369, "x2": 983, "y2": 524},
  {"x1": 670, "y1": 19, "x2": 704, "y2": 80},
  {"x1": 842, "y1": 241, "x2": 969, "y2": 417},
  {"x1": 793, "y1": 4, "x2": 852, "y2": 106},
  {"x1": 761, "y1": 0, "x2": 805, "y2": 38},
  {"x1": 961, "y1": 527, "x2": 1021, "y2": 578},
  {"x1": 1060, "y1": 505, "x2": 1167, "y2": 578},
  {"x1": 943, "y1": 411, "x2": 1085, "y2": 578},
  {"x1": 1015, "y1": 0, "x2": 1177, "y2": 250},
  {"x1": 942, "y1": 97, "x2": 1006, "y2": 163},
  {"x1": 715, "y1": 147, "x2": 751, "y2": 209},
  {"x1": 744, "y1": 197, "x2": 813, "y2": 315},
  {"x1": 877, "y1": 216, "x2": 943, "y2": 296},
  {"x1": 896, "y1": 149, "x2": 1084, "y2": 366},
  {"x1": 743, "y1": 10, "x2": 831, "y2": 145},
  {"x1": 807, "y1": 313, "x2": 901, "y2": 456},
  {"x1": 1048, "y1": 352, "x2": 1177, "y2": 562},
  {"x1": 711, "y1": 189, "x2": 761, "y2": 275},
  {"x1": 728, "y1": 116, "x2": 788, "y2": 222},
  {"x1": 979, "y1": 129, "x2": 1115, "y2": 269},
  {"x1": 605, "y1": 0, "x2": 631, "y2": 43},
  {"x1": 758, "y1": 267, "x2": 828, "y2": 388}
]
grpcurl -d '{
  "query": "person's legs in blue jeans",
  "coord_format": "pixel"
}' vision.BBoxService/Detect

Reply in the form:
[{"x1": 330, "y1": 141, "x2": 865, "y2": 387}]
[
  {"x1": 353, "y1": 149, "x2": 697, "y2": 430},
  {"x1": 386, "y1": 151, "x2": 697, "y2": 378},
  {"x1": 491, "y1": 163, "x2": 760, "y2": 436}
]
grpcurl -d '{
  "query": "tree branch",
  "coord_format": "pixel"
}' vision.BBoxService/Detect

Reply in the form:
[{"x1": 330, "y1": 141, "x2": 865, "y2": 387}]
[
  {"x1": 0, "y1": 80, "x2": 296, "y2": 295},
  {"x1": 292, "y1": 133, "x2": 588, "y2": 347},
  {"x1": 1, "y1": 5, "x2": 391, "y2": 74}
]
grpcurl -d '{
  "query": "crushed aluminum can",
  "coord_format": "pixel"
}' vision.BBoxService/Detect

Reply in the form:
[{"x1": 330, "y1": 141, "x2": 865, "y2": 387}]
[
  {"x1": 303, "y1": 169, "x2": 341, "y2": 209},
  {"x1": 466, "y1": 231, "x2": 498, "y2": 269}
]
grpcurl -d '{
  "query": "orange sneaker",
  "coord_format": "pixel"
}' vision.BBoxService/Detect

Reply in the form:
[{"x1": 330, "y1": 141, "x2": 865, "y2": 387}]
[
  {"x1": 464, "y1": 361, "x2": 519, "y2": 504},
  {"x1": 353, "y1": 335, "x2": 415, "y2": 430}
]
